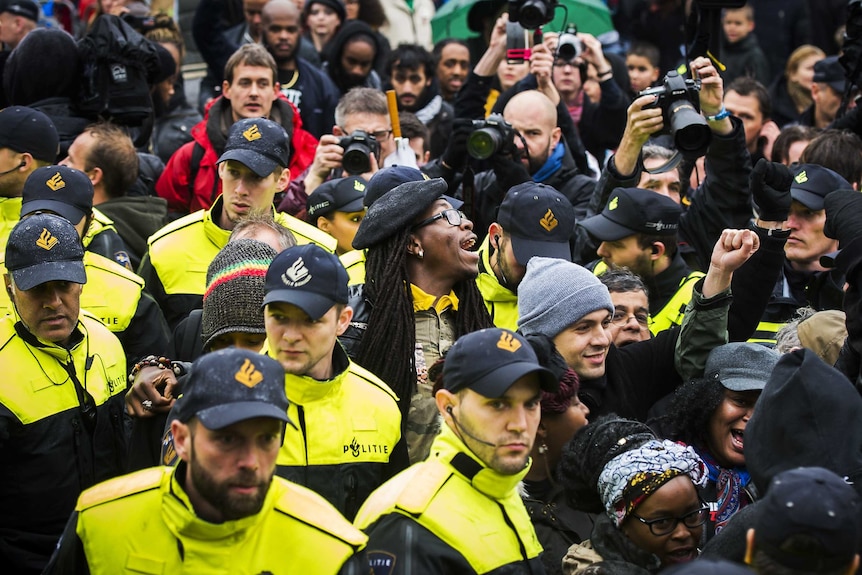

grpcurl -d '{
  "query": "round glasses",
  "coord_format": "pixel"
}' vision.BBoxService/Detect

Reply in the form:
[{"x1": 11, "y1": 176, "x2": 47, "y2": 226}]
[{"x1": 631, "y1": 505, "x2": 709, "y2": 536}]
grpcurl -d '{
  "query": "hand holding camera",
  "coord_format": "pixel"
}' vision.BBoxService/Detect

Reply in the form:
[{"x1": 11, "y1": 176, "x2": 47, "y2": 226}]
[{"x1": 638, "y1": 70, "x2": 711, "y2": 160}]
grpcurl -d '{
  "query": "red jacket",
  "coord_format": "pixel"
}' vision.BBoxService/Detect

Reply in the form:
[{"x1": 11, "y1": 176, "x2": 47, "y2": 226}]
[{"x1": 155, "y1": 96, "x2": 317, "y2": 215}]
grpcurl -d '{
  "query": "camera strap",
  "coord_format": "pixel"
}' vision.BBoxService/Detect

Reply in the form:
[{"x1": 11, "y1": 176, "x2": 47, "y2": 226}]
[{"x1": 642, "y1": 150, "x2": 684, "y2": 175}]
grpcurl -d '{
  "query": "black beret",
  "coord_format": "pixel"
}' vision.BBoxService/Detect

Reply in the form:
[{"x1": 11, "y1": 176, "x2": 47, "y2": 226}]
[{"x1": 352, "y1": 177, "x2": 449, "y2": 249}]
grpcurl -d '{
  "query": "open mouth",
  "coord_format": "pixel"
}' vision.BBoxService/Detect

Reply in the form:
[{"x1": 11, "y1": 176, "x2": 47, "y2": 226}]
[
  {"x1": 460, "y1": 237, "x2": 476, "y2": 251},
  {"x1": 731, "y1": 429, "x2": 744, "y2": 450},
  {"x1": 666, "y1": 547, "x2": 696, "y2": 563}
]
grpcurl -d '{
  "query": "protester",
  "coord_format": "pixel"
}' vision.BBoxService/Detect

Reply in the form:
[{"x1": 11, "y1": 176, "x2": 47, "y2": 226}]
[{"x1": 559, "y1": 415, "x2": 708, "y2": 573}]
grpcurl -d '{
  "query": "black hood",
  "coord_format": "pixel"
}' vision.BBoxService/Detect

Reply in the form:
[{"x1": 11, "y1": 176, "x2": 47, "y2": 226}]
[
  {"x1": 746, "y1": 348, "x2": 862, "y2": 497},
  {"x1": 323, "y1": 20, "x2": 383, "y2": 94}
]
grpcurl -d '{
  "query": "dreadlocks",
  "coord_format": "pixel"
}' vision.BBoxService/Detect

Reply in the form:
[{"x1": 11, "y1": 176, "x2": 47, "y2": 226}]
[{"x1": 357, "y1": 227, "x2": 493, "y2": 412}]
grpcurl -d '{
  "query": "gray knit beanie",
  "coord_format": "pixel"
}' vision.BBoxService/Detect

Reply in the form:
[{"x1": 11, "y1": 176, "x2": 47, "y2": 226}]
[
  {"x1": 518, "y1": 257, "x2": 614, "y2": 338},
  {"x1": 201, "y1": 239, "x2": 277, "y2": 351}
]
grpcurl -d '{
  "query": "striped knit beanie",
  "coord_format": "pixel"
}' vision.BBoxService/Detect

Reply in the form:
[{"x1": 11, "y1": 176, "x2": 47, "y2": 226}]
[{"x1": 201, "y1": 239, "x2": 277, "y2": 351}]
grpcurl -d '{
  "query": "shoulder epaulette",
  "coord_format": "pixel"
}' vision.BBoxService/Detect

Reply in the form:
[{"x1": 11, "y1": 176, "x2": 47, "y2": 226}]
[
  {"x1": 274, "y1": 212, "x2": 337, "y2": 252},
  {"x1": 348, "y1": 362, "x2": 399, "y2": 401},
  {"x1": 84, "y1": 252, "x2": 145, "y2": 288},
  {"x1": 339, "y1": 249, "x2": 365, "y2": 269},
  {"x1": 273, "y1": 478, "x2": 367, "y2": 547},
  {"x1": 148, "y1": 210, "x2": 206, "y2": 245},
  {"x1": 356, "y1": 462, "x2": 450, "y2": 525},
  {"x1": 77, "y1": 467, "x2": 166, "y2": 510}
]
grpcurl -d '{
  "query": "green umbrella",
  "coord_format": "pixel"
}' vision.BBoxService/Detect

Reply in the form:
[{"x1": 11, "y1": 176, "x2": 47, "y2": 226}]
[{"x1": 431, "y1": 0, "x2": 614, "y2": 44}]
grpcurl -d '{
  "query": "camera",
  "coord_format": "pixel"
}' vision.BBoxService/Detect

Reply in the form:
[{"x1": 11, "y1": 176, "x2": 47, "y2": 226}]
[
  {"x1": 556, "y1": 24, "x2": 582, "y2": 61},
  {"x1": 338, "y1": 131, "x2": 380, "y2": 175},
  {"x1": 639, "y1": 70, "x2": 712, "y2": 160},
  {"x1": 467, "y1": 114, "x2": 516, "y2": 160},
  {"x1": 508, "y1": 0, "x2": 558, "y2": 30}
]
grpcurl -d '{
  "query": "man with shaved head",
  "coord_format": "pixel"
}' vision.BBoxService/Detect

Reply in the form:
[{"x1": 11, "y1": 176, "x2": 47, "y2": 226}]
[
  {"x1": 261, "y1": 0, "x2": 339, "y2": 138},
  {"x1": 468, "y1": 88, "x2": 595, "y2": 236}
]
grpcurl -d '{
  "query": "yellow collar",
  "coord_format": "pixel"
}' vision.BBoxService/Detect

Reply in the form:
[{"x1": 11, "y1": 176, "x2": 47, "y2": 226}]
[{"x1": 411, "y1": 284, "x2": 459, "y2": 314}]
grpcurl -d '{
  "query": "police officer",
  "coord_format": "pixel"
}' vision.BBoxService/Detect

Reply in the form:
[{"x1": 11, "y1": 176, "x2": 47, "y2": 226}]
[
  {"x1": 3, "y1": 165, "x2": 172, "y2": 368},
  {"x1": 139, "y1": 116, "x2": 337, "y2": 328},
  {"x1": 44, "y1": 348, "x2": 368, "y2": 574},
  {"x1": 0, "y1": 107, "x2": 132, "y2": 269},
  {"x1": 263, "y1": 243, "x2": 407, "y2": 520},
  {"x1": 579, "y1": 187, "x2": 703, "y2": 335},
  {"x1": 1, "y1": 213, "x2": 127, "y2": 575},
  {"x1": 477, "y1": 182, "x2": 577, "y2": 330},
  {"x1": 354, "y1": 327, "x2": 557, "y2": 573}
]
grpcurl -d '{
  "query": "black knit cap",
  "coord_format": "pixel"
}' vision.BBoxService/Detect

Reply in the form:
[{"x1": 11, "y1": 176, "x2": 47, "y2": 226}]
[
  {"x1": 201, "y1": 239, "x2": 277, "y2": 351},
  {"x1": 352, "y1": 177, "x2": 448, "y2": 249},
  {"x1": 304, "y1": 0, "x2": 346, "y2": 22}
]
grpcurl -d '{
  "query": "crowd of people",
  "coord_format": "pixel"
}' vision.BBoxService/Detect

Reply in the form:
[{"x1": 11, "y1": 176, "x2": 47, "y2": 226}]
[{"x1": 1, "y1": 0, "x2": 862, "y2": 573}]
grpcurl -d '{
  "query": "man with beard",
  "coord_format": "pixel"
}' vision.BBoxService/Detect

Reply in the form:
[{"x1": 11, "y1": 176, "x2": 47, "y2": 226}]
[
  {"x1": 262, "y1": 0, "x2": 340, "y2": 139},
  {"x1": 465, "y1": 89, "x2": 595, "y2": 237},
  {"x1": 386, "y1": 43, "x2": 453, "y2": 159},
  {"x1": 354, "y1": 328, "x2": 555, "y2": 573},
  {"x1": 44, "y1": 348, "x2": 368, "y2": 574}
]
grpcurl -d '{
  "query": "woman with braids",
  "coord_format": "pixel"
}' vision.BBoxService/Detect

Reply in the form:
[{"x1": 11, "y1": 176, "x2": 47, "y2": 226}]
[
  {"x1": 349, "y1": 176, "x2": 493, "y2": 463},
  {"x1": 558, "y1": 414, "x2": 709, "y2": 574},
  {"x1": 655, "y1": 342, "x2": 779, "y2": 543}
]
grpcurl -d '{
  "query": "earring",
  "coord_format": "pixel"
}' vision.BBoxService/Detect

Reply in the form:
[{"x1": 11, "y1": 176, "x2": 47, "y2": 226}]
[
  {"x1": 538, "y1": 442, "x2": 548, "y2": 455},
  {"x1": 417, "y1": 249, "x2": 424, "y2": 259}
]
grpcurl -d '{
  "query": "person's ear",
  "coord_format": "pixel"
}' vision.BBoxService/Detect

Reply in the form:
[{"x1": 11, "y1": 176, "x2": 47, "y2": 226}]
[
  {"x1": 335, "y1": 305, "x2": 354, "y2": 336},
  {"x1": 332, "y1": 126, "x2": 345, "y2": 137},
  {"x1": 276, "y1": 168, "x2": 291, "y2": 192},
  {"x1": 488, "y1": 223, "x2": 503, "y2": 248},
  {"x1": 436, "y1": 389, "x2": 457, "y2": 418},
  {"x1": 171, "y1": 420, "x2": 192, "y2": 463},
  {"x1": 407, "y1": 233, "x2": 423, "y2": 257},
  {"x1": 649, "y1": 242, "x2": 665, "y2": 260},
  {"x1": 89, "y1": 166, "x2": 103, "y2": 187},
  {"x1": 4, "y1": 274, "x2": 13, "y2": 300},
  {"x1": 536, "y1": 420, "x2": 548, "y2": 440},
  {"x1": 317, "y1": 215, "x2": 332, "y2": 233}
]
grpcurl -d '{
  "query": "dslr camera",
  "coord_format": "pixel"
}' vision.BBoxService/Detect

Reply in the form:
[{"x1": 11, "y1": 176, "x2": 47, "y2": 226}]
[
  {"x1": 508, "y1": 0, "x2": 558, "y2": 30},
  {"x1": 639, "y1": 70, "x2": 712, "y2": 160},
  {"x1": 338, "y1": 130, "x2": 380, "y2": 175},
  {"x1": 556, "y1": 25, "x2": 582, "y2": 61},
  {"x1": 467, "y1": 114, "x2": 516, "y2": 160}
]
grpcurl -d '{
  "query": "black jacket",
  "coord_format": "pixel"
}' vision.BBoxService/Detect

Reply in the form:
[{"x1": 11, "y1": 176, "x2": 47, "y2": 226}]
[
  {"x1": 279, "y1": 57, "x2": 340, "y2": 140},
  {"x1": 468, "y1": 141, "x2": 595, "y2": 239},
  {"x1": 95, "y1": 196, "x2": 169, "y2": 271},
  {"x1": 577, "y1": 116, "x2": 753, "y2": 273},
  {"x1": 701, "y1": 348, "x2": 862, "y2": 562}
]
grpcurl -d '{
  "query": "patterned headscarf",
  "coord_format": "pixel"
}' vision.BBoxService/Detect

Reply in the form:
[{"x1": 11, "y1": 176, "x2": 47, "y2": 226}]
[{"x1": 598, "y1": 439, "x2": 707, "y2": 526}]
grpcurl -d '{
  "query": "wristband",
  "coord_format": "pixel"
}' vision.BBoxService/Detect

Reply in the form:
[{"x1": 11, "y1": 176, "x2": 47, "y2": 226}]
[
  {"x1": 597, "y1": 69, "x2": 613, "y2": 80},
  {"x1": 705, "y1": 107, "x2": 730, "y2": 121}
]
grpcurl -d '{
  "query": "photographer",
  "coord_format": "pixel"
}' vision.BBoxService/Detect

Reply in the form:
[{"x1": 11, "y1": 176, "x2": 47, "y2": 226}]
[
  {"x1": 577, "y1": 56, "x2": 754, "y2": 274},
  {"x1": 277, "y1": 87, "x2": 395, "y2": 217},
  {"x1": 428, "y1": 15, "x2": 595, "y2": 236}
]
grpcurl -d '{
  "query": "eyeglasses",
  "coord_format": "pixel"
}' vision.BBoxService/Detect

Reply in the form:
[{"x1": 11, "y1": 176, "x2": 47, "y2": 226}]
[
  {"x1": 631, "y1": 505, "x2": 709, "y2": 537},
  {"x1": 371, "y1": 129, "x2": 393, "y2": 140},
  {"x1": 412, "y1": 209, "x2": 466, "y2": 230},
  {"x1": 611, "y1": 309, "x2": 650, "y2": 328}
]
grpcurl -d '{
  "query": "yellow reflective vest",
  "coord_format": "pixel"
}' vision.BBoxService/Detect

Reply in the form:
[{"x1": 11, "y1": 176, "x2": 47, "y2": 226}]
[
  {"x1": 355, "y1": 424, "x2": 545, "y2": 574},
  {"x1": 476, "y1": 236, "x2": 519, "y2": 331},
  {"x1": 61, "y1": 466, "x2": 367, "y2": 574}
]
